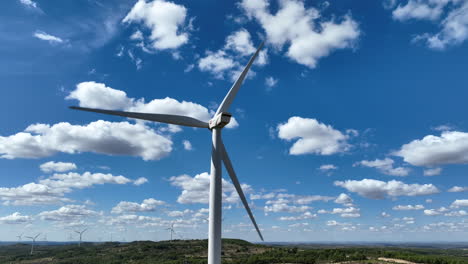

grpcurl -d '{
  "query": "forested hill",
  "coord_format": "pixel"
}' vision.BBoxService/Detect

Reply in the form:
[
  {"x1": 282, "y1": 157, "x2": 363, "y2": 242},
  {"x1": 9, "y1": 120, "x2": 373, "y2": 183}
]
[{"x1": 1, "y1": 239, "x2": 467, "y2": 264}]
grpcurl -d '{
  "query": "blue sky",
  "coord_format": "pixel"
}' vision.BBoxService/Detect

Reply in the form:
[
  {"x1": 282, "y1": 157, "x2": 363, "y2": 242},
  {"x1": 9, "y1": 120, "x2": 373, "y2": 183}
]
[{"x1": 1, "y1": 0, "x2": 468, "y2": 243}]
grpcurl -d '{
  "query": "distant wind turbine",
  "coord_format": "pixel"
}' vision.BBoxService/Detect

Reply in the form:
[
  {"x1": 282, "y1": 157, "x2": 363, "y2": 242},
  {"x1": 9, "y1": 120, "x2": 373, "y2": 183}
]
[
  {"x1": 16, "y1": 233, "x2": 23, "y2": 242},
  {"x1": 75, "y1": 228, "x2": 87, "y2": 247},
  {"x1": 25, "y1": 233, "x2": 40, "y2": 255},
  {"x1": 166, "y1": 223, "x2": 176, "y2": 242},
  {"x1": 70, "y1": 42, "x2": 265, "y2": 264}
]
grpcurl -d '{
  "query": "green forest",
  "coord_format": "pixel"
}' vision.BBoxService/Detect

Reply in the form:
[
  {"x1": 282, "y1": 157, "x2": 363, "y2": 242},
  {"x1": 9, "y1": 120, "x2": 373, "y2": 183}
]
[{"x1": 0, "y1": 239, "x2": 467, "y2": 264}]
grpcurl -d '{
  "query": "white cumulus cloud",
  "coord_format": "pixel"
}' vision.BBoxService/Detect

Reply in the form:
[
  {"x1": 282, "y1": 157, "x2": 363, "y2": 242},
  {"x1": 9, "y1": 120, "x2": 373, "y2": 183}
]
[
  {"x1": 111, "y1": 198, "x2": 165, "y2": 214},
  {"x1": 354, "y1": 158, "x2": 410, "y2": 177},
  {"x1": 390, "y1": 0, "x2": 468, "y2": 49},
  {"x1": 198, "y1": 28, "x2": 265, "y2": 81},
  {"x1": 40, "y1": 161, "x2": 77, "y2": 173},
  {"x1": 0, "y1": 120, "x2": 172, "y2": 161},
  {"x1": 239, "y1": 0, "x2": 360, "y2": 68},
  {"x1": 169, "y1": 172, "x2": 251, "y2": 204},
  {"x1": 277, "y1": 116, "x2": 351, "y2": 155},
  {"x1": 0, "y1": 171, "x2": 132, "y2": 206},
  {"x1": 448, "y1": 186, "x2": 468, "y2": 192},
  {"x1": 123, "y1": 0, "x2": 189, "y2": 50},
  {"x1": 392, "y1": 204, "x2": 425, "y2": 210},
  {"x1": 133, "y1": 177, "x2": 148, "y2": 186},
  {"x1": 394, "y1": 131, "x2": 468, "y2": 166},
  {"x1": 0, "y1": 212, "x2": 33, "y2": 224},
  {"x1": 334, "y1": 179, "x2": 439, "y2": 199}
]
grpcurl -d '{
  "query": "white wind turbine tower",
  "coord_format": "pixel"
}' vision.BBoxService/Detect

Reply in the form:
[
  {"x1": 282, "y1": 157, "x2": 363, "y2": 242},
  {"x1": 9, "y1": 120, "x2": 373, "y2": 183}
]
[
  {"x1": 70, "y1": 42, "x2": 265, "y2": 264},
  {"x1": 75, "y1": 228, "x2": 87, "y2": 247},
  {"x1": 25, "y1": 233, "x2": 40, "y2": 255}
]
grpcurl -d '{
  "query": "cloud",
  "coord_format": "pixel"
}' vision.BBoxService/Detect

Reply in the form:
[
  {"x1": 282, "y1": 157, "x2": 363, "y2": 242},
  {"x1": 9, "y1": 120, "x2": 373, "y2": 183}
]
[
  {"x1": 198, "y1": 28, "x2": 264, "y2": 81},
  {"x1": 198, "y1": 50, "x2": 237, "y2": 79},
  {"x1": 423, "y1": 167, "x2": 442, "y2": 176},
  {"x1": 392, "y1": 204, "x2": 425, "y2": 211},
  {"x1": 432, "y1": 124, "x2": 455, "y2": 132},
  {"x1": 39, "y1": 205, "x2": 97, "y2": 223},
  {"x1": 392, "y1": 0, "x2": 448, "y2": 21},
  {"x1": 123, "y1": 0, "x2": 189, "y2": 50},
  {"x1": 111, "y1": 198, "x2": 165, "y2": 214},
  {"x1": 33, "y1": 31, "x2": 64, "y2": 44},
  {"x1": 182, "y1": 140, "x2": 192, "y2": 151},
  {"x1": 278, "y1": 211, "x2": 317, "y2": 221},
  {"x1": 265, "y1": 76, "x2": 278, "y2": 91},
  {"x1": 319, "y1": 164, "x2": 338, "y2": 172},
  {"x1": 67, "y1": 82, "x2": 133, "y2": 109},
  {"x1": 225, "y1": 28, "x2": 256, "y2": 56},
  {"x1": 424, "y1": 207, "x2": 449, "y2": 216},
  {"x1": 67, "y1": 81, "x2": 238, "y2": 128},
  {"x1": 450, "y1": 199, "x2": 468, "y2": 208},
  {"x1": 0, "y1": 120, "x2": 172, "y2": 161},
  {"x1": 18, "y1": 0, "x2": 39, "y2": 9},
  {"x1": 444, "y1": 210, "x2": 468, "y2": 217},
  {"x1": 264, "y1": 192, "x2": 333, "y2": 214},
  {"x1": 0, "y1": 212, "x2": 32, "y2": 224},
  {"x1": 40, "y1": 161, "x2": 77, "y2": 173},
  {"x1": 0, "y1": 172, "x2": 132, "y2": 206},
  {"x1": 448, "y1": 186, "x2": 468, "y2": 192},
  {"x1": 277, "y1": 117, "x2": 351, "y2": 155},
  {"x1": 390, "y1": 0, "x2": 468, "y2": 49},
  {"x1": 239, "y1": 0, "x2": 360, "y2": 68},
  {"x1": 250, "y1": 192, "x2": 276, "y2": 200},
  {"x1": 169, "y1": 172, "x2": 251, "y2": 204},
  {"x1": 381, "y1": 212, "x2": 391, "y2": 217},
  {"x1": 334, "y1": 179, "x2": 440, "y2": 199},
  {"x1": 394, "y1": 131, "x2": 468, "y2": 166},
  {"x1": 334, "y1": 193, "x2": 353, "y2": 206},
  {"x1": 264, "y1": 198, "x2": 310, "y2": 213},
  {"x1": 133, "y1": 177, "x2": 148, "y2": 186},
  {"x1": 354, "y1": 158, "x2": 410, "y2": 177},
  {"x1": 319, "y1": 206, "x2": 361, "y2": 218},
  {"x1": 167, "y1": 209, "x2": 193, "y2": 217}
]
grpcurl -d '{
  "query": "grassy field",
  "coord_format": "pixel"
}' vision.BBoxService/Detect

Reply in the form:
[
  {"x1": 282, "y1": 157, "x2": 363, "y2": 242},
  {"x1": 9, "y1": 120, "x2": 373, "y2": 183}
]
[{"x1": 0, "y1": 239, "x2": 467, "y2": 264}]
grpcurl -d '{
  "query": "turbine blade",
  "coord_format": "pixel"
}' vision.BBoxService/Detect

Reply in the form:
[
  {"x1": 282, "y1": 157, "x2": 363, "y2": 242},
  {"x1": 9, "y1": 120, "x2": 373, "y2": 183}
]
[
  {"x1": 220, "y1": 140, "x2": 264, "y2": 241},
  {"x1": 70, "y1": 106, "x2": 210, "y2": 128},
  {"x1": 215, "y1": 42, "x2": 264, "y2": 115}
]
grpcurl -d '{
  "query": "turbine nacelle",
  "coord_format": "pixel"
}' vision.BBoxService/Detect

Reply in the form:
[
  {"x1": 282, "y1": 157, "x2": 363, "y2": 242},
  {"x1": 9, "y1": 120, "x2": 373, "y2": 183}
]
[{"x1": 209, "y1": 112, "x2": 231, "y2": 129}]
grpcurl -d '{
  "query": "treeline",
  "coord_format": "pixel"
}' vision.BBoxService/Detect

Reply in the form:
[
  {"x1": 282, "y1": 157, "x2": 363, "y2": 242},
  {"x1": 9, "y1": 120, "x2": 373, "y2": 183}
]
[
  {"x1": 227, "y1": 247, "x2": 468, "y2": 264},
  {"x1": 0, "y1": 240, "x2": 467, "y2": 264}
]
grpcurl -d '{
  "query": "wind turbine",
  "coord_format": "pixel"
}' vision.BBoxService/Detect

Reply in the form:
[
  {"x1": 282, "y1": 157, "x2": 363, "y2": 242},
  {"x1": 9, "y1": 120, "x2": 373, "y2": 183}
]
[
  {"x1": 70, "y1": 42, "x2": 265, "y2": 264},
  {"x1": 16, "y1": 233, "x2": 23, "y2": 242},
  {"x1": 25, "y1": 233, "x2": 40, "y2": 255},
  {"x1": 75, "y1": 228, "x2": 87, "y2": 247},
  {"x1": 166, "y1": 223, "x2": 176, "y2": 242}
]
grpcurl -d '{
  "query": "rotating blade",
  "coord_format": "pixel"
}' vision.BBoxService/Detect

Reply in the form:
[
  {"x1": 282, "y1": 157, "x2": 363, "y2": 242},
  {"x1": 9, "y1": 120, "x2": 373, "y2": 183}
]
[
  {"x1": 220, "y1": 140, "x2": 264, "y2": 241},
  {"x1": 70, "y1": 106, "x2": 209, "y2": 128}
]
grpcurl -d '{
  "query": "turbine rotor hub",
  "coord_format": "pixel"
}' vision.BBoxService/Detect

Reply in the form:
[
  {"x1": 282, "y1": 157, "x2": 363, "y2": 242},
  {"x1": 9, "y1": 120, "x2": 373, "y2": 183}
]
[{"x1": 209, "y1": 112, "x2": 232, "y2": 129}]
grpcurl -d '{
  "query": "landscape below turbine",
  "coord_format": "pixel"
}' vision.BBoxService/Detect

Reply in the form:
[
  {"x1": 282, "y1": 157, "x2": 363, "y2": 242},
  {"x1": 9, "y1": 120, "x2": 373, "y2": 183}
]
[{"x1": 70, "y1": 42, "x2": 265, "y2": 264}]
